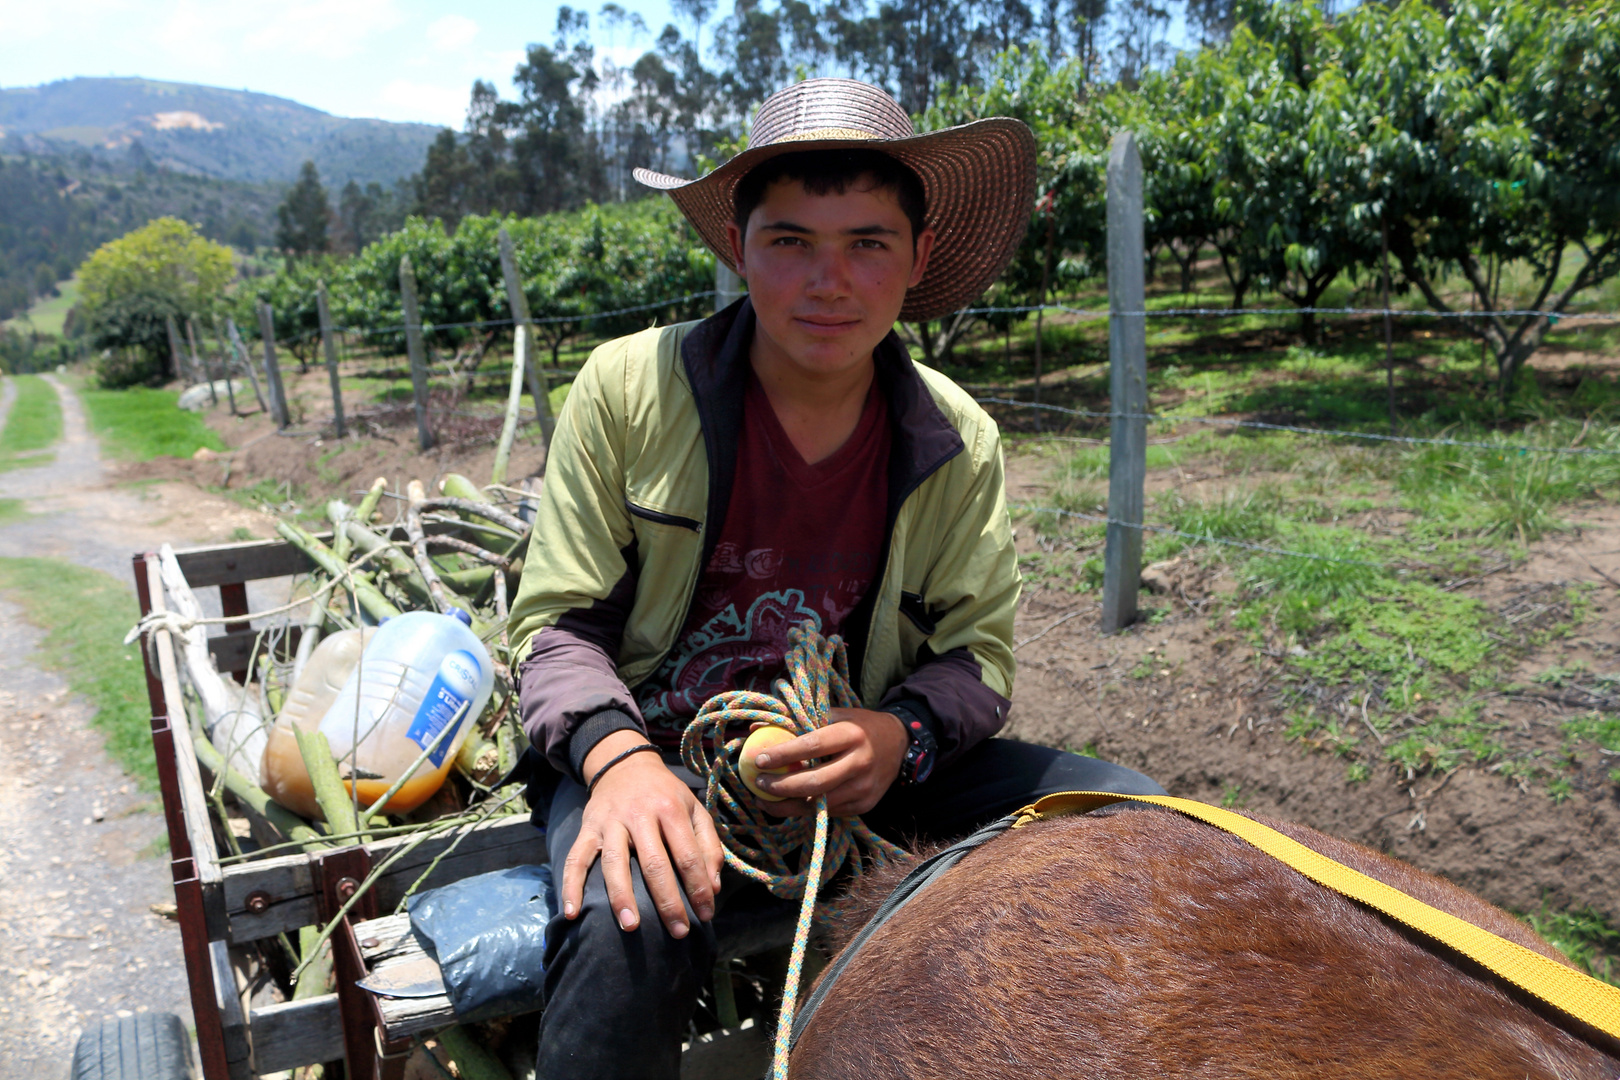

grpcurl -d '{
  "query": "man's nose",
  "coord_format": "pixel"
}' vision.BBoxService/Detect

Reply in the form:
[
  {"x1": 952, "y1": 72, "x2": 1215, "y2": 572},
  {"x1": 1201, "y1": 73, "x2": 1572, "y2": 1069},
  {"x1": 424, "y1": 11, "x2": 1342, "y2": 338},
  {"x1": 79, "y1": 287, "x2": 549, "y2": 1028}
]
[{"x1": 804, "y1": 247, "x2": 853, "y2": 299}]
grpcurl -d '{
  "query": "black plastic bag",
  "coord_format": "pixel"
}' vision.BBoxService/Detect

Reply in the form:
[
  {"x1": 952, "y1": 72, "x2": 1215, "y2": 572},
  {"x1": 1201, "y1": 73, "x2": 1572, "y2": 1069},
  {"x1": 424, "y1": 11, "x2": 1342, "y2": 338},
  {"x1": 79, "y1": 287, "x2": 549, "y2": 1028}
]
[{"x1": 406, "y1": 863, "x2": 555, "y2": 1021}]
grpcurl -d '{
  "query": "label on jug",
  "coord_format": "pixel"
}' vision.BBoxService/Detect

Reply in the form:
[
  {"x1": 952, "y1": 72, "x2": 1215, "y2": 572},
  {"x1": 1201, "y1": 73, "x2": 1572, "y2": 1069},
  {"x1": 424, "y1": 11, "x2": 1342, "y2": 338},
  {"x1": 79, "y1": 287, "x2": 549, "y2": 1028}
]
[{"x1": 406, "y1": 649, "x2": 481, "y2": 767}]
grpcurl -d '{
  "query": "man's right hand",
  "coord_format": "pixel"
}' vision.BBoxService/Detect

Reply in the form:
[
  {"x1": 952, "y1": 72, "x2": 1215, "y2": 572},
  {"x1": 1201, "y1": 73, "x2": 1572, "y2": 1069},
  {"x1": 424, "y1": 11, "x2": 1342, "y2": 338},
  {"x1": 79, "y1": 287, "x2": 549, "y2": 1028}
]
[{"x1": 561, "y1": 729, "x2": 726, "y2": 939}]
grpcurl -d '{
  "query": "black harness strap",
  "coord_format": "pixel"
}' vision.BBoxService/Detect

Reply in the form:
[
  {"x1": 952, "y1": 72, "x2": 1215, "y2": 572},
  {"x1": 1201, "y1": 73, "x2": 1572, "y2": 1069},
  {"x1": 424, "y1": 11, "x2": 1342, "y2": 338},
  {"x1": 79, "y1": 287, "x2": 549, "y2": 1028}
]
[{"x1": 788, "y1": 812, "x2": 1018, "y2": 1048}]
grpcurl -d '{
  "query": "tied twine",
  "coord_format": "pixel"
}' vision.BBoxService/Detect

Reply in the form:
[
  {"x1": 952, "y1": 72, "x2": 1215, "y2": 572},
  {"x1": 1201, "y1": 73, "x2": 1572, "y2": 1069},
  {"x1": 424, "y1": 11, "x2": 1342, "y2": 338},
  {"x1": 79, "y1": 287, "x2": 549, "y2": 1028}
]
[{"x1": 682, "y1": 624, "x2": 906, "y2": 1080}]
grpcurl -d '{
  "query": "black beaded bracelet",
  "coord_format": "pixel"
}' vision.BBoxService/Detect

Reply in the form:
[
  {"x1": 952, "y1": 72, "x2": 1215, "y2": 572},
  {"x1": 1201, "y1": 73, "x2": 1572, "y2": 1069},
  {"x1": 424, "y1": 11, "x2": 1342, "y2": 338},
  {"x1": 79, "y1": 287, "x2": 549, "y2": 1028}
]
[{"x1": 586, "y1": 743, "x2": 660, "y2": 797}]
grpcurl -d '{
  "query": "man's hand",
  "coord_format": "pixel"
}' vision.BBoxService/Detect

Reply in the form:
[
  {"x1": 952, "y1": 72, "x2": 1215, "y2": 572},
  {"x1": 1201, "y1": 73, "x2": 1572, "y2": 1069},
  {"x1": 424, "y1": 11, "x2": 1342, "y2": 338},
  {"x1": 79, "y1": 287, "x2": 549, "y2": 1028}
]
[
  {"x1": 751, "y1": 708, "x2": 908, "y2": 817},
  {"x1": 562, "y1": 730, "x2": 725, "y2": 939}
]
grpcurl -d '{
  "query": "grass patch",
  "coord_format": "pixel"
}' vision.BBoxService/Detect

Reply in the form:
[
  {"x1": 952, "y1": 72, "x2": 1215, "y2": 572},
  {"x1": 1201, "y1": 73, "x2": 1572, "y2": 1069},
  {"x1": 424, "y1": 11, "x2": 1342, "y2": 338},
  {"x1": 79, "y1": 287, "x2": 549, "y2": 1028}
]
[
  {"x1": 1522, "y1": 905, "x2": 1620, "y2": 987},
  {"x1": 0, "y1": 374, "x2": 63, "y2": 470},
  {"x1": 0, "y1": 557, "x2": 153, "y2": 786},
  {"x1": 0, "y1": 498, "x2": 30, "y2": 523},
  {"x1": 81, "y1": 386, "x2": 226, "y2": 461}
]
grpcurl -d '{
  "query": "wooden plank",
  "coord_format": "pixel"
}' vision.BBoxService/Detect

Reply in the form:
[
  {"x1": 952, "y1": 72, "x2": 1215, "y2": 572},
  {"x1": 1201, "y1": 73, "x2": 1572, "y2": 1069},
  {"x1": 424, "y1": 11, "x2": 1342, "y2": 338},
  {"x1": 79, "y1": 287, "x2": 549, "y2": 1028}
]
[
  {"x1": 207, "y1": 626, "x2": 302, "y2": 675},
  {"x1": 173, "y1": 536, "x2": 319, "y2": 588},
  {"x1": 173, "y1": 521, "x2": 463, "y2": 588},
  {"x1": 211, "y1": 939, "x2": 253, "y2": 1079},
  {"x1": 249, "y1": 994, "x2": 344, "y2": 1073},
  {"x1": 146, "y1": 556, "x2": 224, "y2": 889},
  {"x1": 1101, "y1": 130, "x2": 1148, "y2": 635},
  {"x1": 221, "y1": 814, "x2": 544, "y2": 944},
  {"x1": 358, "y1": 912, "x2": 459, "y2": 1040}
]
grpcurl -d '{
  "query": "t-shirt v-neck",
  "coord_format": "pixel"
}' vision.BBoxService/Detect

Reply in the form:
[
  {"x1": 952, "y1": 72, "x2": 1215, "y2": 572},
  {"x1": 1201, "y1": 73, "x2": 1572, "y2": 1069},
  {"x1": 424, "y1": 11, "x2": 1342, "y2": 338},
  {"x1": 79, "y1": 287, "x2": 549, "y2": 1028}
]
[{"x1": 633, "y1": 371, "x2": 892, "y2": 740}]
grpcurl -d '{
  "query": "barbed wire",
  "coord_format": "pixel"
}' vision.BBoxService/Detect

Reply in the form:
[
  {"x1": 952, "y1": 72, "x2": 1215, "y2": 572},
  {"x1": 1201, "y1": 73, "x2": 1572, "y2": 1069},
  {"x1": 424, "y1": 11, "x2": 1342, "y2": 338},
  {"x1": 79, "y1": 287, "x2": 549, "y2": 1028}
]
[
  {"x1": 962, "y1": 303, "x2": 1620, "y2": 320},
  {"x1": 256, "y1": 292, "x2": 1618, "y2": 349},
  {"x1": 977, "y1": 397, "x2": 1620, "y2": 457},
  {"x1": 1015, "y1": 504, "x2": 1391, "y2": 569}
]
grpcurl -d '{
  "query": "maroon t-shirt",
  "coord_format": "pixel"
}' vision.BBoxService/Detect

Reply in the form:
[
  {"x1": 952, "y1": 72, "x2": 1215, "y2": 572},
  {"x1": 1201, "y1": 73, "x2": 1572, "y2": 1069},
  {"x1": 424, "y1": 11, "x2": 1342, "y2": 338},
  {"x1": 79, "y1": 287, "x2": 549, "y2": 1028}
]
[{"x1": 636, "y1": 373, "x2": 890, "y2": 746}]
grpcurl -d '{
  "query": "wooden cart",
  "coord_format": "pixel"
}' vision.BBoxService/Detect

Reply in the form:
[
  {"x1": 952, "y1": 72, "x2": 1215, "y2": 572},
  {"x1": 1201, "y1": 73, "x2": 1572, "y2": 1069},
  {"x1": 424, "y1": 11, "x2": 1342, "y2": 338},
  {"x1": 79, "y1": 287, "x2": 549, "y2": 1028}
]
[{"x1": 117, "y1": 536, "x2": 787, "y2": 1080}]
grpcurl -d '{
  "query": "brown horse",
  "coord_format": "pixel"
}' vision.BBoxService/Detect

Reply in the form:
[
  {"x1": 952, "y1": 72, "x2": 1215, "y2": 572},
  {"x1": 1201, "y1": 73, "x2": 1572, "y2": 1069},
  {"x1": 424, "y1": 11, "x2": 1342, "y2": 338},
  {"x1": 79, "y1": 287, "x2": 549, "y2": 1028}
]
[{"x1": 792, "y1": 806, "x2": 1620, "y2": 1079}]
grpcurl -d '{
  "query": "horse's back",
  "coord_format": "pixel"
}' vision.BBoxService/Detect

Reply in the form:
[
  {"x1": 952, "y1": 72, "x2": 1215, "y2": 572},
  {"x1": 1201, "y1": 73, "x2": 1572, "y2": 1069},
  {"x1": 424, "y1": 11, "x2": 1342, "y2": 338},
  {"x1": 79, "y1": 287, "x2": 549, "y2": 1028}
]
[{"x1": 792, "y1": 807, "x2": 1618, "y2": 1079}]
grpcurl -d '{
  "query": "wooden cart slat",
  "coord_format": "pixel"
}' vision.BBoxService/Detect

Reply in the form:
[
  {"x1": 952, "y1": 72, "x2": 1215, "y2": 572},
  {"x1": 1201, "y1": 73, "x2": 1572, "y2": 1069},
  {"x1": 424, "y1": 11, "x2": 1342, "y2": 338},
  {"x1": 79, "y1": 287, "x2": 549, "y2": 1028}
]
[
  {"x1": 248, "y1": 995, "x2": 343, "y2": 1074},
  {"x1": 220, "y1": 815, "x2": 545, "y2": 945}
]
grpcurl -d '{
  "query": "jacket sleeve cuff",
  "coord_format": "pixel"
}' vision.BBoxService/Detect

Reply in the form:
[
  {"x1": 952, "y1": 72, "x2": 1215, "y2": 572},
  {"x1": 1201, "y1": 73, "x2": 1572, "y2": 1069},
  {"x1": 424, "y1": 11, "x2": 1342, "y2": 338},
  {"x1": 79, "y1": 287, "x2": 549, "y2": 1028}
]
[
  {"x1": 567, "y1": 709, "x2": 646, "y2": 784},
  {"x1": 881, "y1": 697, "x2": 942, "y2": 746}
]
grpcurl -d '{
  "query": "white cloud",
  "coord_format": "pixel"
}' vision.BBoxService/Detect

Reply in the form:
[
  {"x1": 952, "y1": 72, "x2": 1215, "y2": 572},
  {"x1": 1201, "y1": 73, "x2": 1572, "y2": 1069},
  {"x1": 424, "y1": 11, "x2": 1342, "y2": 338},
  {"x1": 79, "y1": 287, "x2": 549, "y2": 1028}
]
[
  {"x1": 426, "y1": 14, "x2": 478, "y2": 51},
  {"x1": 376, "y1": 78, "x2": 467, "y2": 127}
]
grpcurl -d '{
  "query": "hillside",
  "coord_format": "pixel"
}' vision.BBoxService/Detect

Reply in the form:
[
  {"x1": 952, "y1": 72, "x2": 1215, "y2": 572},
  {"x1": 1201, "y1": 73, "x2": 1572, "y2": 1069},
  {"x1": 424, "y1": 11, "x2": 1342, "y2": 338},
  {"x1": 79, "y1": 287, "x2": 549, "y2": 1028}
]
[
  {"x1": 0, "y1": 148, "x2": 283, "y2": 321},
  {"x1": 0, "y1": 78, "x2": 442, "y2": 187}
]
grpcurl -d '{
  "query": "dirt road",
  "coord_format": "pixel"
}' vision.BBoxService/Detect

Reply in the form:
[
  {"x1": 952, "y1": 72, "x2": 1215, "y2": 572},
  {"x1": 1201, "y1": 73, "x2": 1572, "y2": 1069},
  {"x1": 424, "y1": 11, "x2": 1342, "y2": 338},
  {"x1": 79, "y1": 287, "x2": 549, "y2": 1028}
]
[{"x1": 0, "y1": 375, "x2": 268, "y2": 1079}]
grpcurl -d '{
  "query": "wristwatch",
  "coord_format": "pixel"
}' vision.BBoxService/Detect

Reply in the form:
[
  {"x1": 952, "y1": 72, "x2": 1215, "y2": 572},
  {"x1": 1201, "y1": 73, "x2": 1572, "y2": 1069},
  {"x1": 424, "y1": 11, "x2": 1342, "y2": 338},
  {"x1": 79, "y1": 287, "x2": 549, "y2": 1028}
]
[{"x1": 889, "y1": 707, "x2": 938, "y2": 786}]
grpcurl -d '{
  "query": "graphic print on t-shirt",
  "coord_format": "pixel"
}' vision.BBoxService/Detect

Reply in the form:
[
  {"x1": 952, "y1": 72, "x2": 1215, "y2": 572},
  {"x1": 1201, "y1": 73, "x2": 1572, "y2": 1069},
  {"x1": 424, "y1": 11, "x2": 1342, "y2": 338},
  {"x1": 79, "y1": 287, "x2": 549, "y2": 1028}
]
[{"x1": 638, "y1": 587, "x2": 822, "y2": 725}]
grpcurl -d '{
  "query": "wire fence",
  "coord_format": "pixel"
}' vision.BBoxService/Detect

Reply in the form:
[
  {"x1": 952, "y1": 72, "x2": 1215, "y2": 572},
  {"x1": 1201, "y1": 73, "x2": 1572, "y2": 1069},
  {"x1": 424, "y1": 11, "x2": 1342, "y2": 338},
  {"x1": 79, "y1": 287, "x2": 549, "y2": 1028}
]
[
  {"x1": 974, "y1": 397, "x2": 1620, "y2": 456},
  {"x1": 212, "y1": 260, "x2": 1617, "y2": 597}
]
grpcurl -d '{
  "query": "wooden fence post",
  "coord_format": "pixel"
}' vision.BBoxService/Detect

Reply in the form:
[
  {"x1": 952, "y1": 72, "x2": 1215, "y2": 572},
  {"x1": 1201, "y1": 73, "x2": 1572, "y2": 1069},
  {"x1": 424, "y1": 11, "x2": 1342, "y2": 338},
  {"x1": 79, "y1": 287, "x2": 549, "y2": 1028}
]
[
  {"x1": 398, "y1": 256, "x2": 435, "y2": 452},
  {"x1": 316, "y1": 281, "x2": 347, "y2": 438},
  {"x1": 165, "y1": 315, "x2": 186, "y2": 383},
  {"x1": 225, "y1": 318, "x2": 267, "y2": 415},
  {"x1": 186, "y1": 318, "x2": 216, "y2": 406},
  {"x1": 1101, "y1": 131, "x2": 1148, "y2": 635},
  {"x1": 492, "y1": 225, "x2": 551, "y2": 483},
  {"x1": 716, "y1": 261, "x2": 745, "y2": 312},
  {"x1": 256, "y1": 300, "x2": 290, "y2": 429}
]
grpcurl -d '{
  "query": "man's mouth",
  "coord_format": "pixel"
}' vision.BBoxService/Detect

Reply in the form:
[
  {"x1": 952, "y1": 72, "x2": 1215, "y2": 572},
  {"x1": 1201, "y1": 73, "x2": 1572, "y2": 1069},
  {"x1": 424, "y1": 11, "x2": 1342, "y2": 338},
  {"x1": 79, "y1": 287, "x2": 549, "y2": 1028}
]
[{"x1": 793, "y1": 314, "x2": 862, "y2": 333}]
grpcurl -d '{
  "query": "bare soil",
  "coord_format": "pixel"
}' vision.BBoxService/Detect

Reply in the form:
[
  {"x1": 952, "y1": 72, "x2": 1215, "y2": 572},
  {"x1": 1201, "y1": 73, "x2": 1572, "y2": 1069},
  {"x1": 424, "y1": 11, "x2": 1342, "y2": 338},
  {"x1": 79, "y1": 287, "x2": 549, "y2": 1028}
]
[
  {"x1": 1002, "y1": 447, "x2": 1620, "y2": 926},
  {"x1": 3, "y1": 353, "x2": 1616, "y2": 1074}
]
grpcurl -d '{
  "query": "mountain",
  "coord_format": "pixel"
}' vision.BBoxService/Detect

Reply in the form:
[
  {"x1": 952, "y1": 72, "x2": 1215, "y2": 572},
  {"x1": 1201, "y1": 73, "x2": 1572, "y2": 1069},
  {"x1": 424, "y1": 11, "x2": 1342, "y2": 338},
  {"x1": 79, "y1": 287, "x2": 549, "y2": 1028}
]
[{"x1": 0, "y1": 78, "x2": 443, "y2": 187}]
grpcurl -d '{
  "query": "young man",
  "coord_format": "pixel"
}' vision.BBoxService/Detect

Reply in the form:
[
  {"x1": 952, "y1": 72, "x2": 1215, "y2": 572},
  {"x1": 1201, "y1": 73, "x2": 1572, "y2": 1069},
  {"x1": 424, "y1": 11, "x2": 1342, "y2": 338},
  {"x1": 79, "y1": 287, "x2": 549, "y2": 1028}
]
[{"x1": 508, "y1": 78, "x2": 1164, "y2": 1078}]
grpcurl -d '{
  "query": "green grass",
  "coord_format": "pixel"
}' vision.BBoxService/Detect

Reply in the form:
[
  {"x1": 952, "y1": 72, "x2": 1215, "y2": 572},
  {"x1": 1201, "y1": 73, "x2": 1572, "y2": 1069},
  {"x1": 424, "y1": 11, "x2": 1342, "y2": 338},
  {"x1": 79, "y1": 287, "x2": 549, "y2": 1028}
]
[
  {"x1": 1522, "y1": 904, "x2": 1620, "y2": 987},
  {"x1": 0, "y1": 498, "x2": 29, "y2": 523},
  {"x1": 0, "y1": 557, "x2": 154, "y2": 786},
  {"x1": 81, "y1": 386, "x2": 227, "y2": 461},
  {"x1": 1, "y1": 278, "x2": 79, "y2": 338},
  {"x1": 0, "y1": 374, "x2": 63, "y2": 470}
]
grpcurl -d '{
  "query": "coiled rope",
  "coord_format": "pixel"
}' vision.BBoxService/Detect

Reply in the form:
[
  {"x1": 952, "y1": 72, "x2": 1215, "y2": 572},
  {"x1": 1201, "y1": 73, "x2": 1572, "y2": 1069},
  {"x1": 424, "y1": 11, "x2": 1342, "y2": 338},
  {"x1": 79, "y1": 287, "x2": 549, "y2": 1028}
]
[{"x1": 682, "y1": 624, "x2": 907, "y2": 1080}]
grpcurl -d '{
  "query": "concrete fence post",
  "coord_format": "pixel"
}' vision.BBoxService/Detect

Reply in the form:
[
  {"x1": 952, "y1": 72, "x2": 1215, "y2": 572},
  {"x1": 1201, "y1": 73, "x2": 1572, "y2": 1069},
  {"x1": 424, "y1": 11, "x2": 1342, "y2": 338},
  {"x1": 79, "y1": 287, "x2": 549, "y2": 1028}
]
[
  {"x1": 1101, "y1": 131, "x2": 1148, "y2": 635},
  {"x1": 716, "y1": 261, "x2": 745, "y2": 313},
  {"x1": 315, "y1": 281, "x2": 346, "y2": 438},
  {"x1": 397, "y1": 257, "x2": 435, "y2": 452}
]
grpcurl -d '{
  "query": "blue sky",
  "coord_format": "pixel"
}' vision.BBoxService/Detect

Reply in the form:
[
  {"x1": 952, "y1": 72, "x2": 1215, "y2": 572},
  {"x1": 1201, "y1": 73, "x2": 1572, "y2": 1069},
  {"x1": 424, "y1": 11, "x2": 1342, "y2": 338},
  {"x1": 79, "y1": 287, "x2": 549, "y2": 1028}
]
[{"x1": 0, "y1": 0, "x2": 685, "y2": 127}]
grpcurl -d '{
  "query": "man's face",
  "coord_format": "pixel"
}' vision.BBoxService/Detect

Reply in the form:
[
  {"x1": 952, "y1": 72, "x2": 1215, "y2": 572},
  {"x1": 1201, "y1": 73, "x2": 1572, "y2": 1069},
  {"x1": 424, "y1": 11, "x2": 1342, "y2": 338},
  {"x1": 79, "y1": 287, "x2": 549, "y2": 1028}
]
[{"x1": 727, "y1": 175, "x2": 934, "y2": 380}]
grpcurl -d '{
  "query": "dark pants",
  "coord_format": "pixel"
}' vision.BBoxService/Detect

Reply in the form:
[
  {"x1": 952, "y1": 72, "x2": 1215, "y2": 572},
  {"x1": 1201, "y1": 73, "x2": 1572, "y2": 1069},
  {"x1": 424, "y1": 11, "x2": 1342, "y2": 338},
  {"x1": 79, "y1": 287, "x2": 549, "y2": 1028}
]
[{"x1": 531, "y1": 738, "x2": 1164, "y2": 1079}]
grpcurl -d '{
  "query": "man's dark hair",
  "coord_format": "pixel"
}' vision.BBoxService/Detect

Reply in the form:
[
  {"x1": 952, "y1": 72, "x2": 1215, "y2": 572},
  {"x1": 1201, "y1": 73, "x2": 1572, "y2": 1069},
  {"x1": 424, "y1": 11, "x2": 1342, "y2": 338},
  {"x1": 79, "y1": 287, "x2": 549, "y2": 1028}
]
[{"x1": 733, "y1": 149, "x2": 928, "y2": 244}]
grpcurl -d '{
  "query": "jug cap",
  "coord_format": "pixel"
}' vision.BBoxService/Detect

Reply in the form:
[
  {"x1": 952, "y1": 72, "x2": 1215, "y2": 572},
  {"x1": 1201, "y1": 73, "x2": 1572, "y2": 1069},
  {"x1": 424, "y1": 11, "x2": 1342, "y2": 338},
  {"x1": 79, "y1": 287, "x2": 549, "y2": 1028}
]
[{"x1": 447, "y1": 607, "x2": 473, "y2": 627}]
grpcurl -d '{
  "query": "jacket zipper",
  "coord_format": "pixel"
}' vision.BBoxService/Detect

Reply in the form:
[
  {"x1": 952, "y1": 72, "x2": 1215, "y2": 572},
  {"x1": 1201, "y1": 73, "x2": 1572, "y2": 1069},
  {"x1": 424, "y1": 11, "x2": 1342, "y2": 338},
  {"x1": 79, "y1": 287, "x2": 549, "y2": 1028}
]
[{"x1": 625, "y1": 499, "x2": 702, "y2": 532}]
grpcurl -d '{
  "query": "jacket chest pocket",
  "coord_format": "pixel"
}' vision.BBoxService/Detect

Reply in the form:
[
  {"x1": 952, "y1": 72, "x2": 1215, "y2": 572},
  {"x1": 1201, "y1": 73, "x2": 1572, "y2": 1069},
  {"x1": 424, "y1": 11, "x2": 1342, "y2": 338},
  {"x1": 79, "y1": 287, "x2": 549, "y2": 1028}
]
[{"x1": 625, "y1": 498, "x2": 701, "y2": 533}]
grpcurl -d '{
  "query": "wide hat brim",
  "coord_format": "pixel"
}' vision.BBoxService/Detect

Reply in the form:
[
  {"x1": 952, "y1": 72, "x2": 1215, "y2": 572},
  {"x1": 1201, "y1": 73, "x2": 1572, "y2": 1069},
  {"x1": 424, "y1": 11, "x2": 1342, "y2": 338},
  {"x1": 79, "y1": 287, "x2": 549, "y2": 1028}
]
[{"x1": 633, "y1": 118, "x2": 1037, "y2": 323}]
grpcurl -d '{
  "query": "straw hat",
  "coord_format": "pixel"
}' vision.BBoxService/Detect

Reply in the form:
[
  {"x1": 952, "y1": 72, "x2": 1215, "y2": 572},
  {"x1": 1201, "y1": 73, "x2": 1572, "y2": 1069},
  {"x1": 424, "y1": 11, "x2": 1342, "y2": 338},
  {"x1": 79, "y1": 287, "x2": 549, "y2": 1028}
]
[{"x1": 633, "y1": 78, "x2": 1037, "y2": 322}]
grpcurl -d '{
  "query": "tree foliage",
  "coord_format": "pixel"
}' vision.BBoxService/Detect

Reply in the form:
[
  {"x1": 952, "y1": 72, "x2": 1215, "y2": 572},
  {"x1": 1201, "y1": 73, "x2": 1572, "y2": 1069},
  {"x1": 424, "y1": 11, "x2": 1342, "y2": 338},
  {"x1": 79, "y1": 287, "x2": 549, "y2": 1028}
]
[
  {"x1": 276, "y1": 160, "x2": 332, "y2": 259},
  {"x1": 77, "y1": 217, "x2": 234, "y2": 386}
]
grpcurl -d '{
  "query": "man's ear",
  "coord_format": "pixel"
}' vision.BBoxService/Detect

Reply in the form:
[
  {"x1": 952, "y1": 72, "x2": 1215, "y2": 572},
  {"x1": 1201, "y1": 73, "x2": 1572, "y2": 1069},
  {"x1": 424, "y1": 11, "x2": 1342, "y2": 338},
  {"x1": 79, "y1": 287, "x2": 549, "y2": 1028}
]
[
  {"x1": 908, "y1": 227, "x2": 937, "y2": 289},
  {"x1": 725, "y1": 222, "x2": 746, "y2": 278}
]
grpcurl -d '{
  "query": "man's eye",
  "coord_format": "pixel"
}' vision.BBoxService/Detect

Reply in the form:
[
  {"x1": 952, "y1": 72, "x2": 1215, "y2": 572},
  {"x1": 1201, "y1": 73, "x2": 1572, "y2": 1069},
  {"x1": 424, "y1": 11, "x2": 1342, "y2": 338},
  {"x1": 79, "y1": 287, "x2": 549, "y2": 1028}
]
[
  {"x1": 854, "y1": 239, "x2": 886, "y2": 250},
  {"x1": 772, "y1": 236, "x2": 806, "y2": 247}
]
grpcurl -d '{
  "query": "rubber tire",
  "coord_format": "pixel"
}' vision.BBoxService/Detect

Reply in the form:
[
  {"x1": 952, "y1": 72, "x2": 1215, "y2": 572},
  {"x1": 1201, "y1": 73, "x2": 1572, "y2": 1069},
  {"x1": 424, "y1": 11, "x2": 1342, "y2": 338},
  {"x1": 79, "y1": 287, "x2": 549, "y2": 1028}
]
[{"x1": 71, "y1": 1012, "x2": 196, "y2": 1080}]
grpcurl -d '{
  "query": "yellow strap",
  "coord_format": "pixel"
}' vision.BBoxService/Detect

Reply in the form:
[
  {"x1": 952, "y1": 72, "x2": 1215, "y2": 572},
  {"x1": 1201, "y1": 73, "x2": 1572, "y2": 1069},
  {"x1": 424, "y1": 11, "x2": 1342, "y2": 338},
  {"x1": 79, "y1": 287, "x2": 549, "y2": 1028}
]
[{"x1": 1011, "y1": 791, "x2": 1620, "y2": 1041}]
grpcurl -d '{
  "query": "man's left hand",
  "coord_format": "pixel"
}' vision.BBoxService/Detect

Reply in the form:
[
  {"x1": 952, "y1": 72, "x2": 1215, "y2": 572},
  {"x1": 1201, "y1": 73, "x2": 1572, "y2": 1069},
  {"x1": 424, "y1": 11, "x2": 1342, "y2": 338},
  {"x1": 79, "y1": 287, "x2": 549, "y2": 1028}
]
[{"x1": 751, "y1": 707, "x2": 907, "y2": 817}]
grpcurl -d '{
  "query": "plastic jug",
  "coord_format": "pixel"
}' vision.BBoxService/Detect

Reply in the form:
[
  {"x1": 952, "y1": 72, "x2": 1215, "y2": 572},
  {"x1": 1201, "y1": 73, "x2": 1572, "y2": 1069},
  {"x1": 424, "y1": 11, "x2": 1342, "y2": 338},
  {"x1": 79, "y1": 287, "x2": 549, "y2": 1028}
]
[
  {"x1": 316, "y1": 609, "x2": 495, "y2": 815},
  {"x1": 260, "y1": 627, "x2": 376, "y2": 820}
]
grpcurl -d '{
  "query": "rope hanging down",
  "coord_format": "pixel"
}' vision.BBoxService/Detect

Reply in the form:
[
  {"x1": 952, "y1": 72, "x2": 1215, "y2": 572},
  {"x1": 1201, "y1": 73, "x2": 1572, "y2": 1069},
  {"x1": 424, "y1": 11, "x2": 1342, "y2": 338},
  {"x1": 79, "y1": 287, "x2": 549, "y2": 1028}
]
[{"x1": 682, "y1": 624, "x2": 906, "y2": 1080}]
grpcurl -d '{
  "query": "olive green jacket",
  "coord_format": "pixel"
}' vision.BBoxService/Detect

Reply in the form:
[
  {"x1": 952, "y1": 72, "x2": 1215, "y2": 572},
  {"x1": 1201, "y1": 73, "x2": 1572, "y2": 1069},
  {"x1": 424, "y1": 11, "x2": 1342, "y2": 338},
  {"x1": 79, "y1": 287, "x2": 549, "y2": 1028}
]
[{"x1": 509, "y1": 299, "x2": 1019, "y2": 779}]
